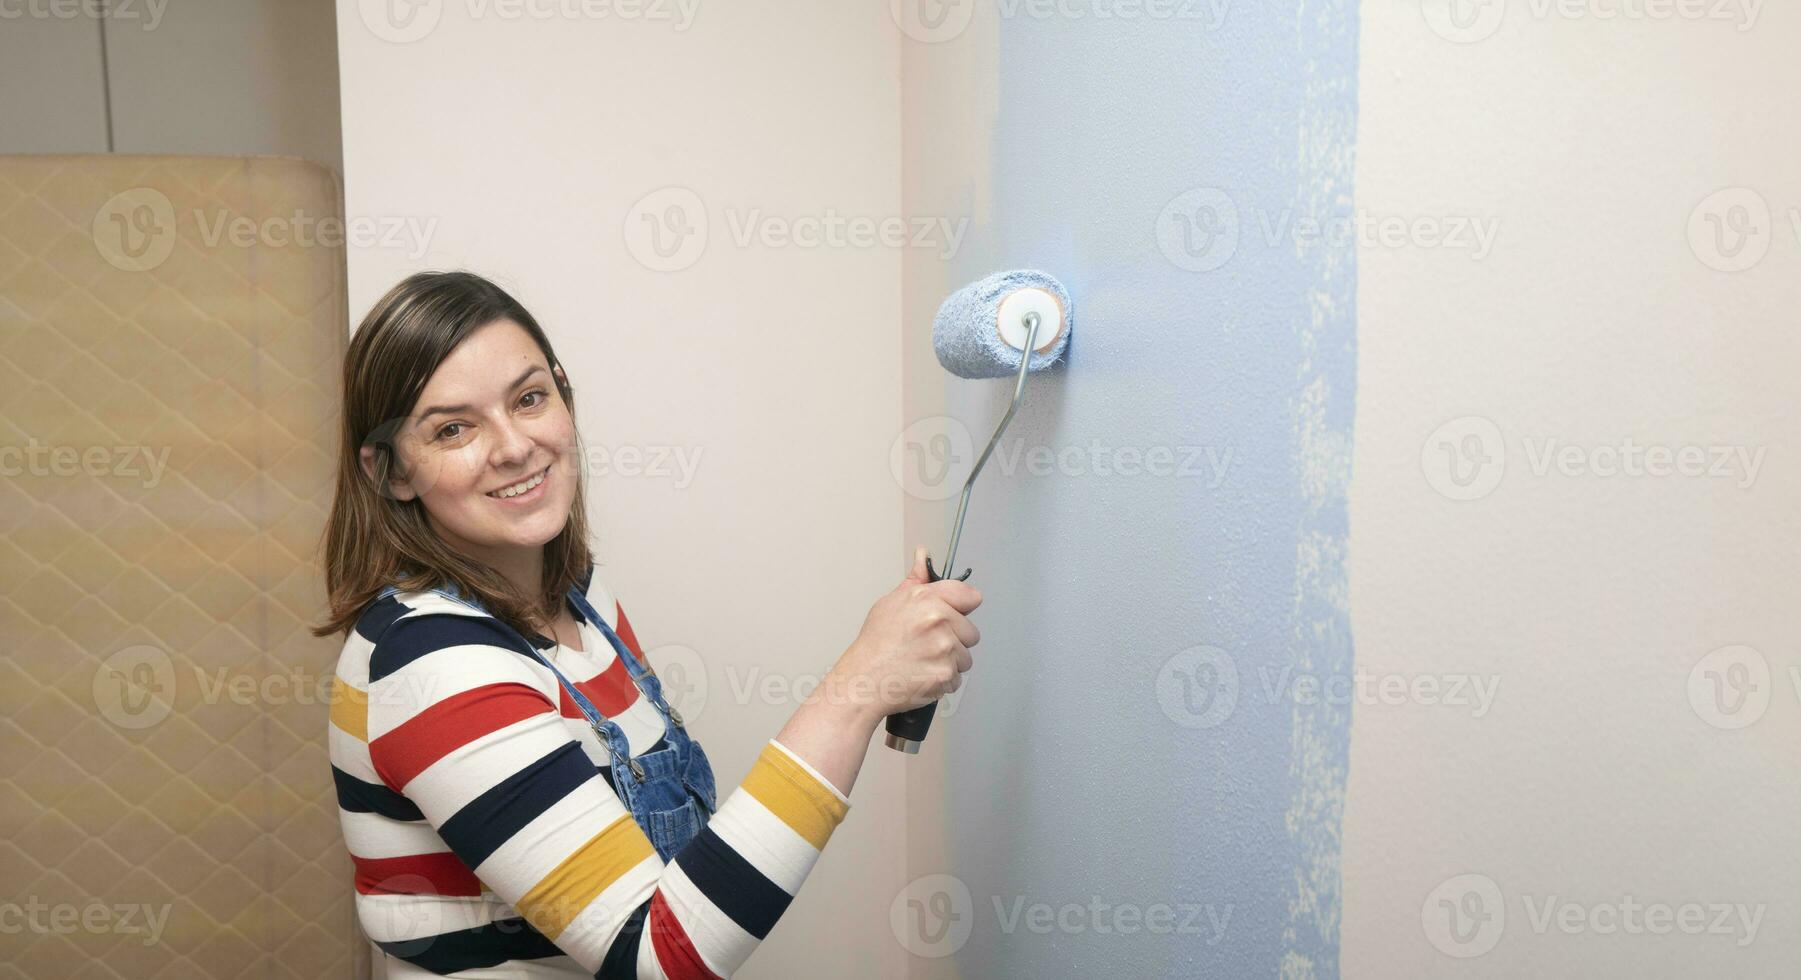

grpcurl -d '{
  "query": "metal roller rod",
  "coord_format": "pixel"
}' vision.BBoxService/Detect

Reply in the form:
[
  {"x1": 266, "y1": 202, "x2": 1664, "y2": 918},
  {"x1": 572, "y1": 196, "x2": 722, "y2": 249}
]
[{"x1": 940, "y1": 311, "x2": 1041, "y2": 582}]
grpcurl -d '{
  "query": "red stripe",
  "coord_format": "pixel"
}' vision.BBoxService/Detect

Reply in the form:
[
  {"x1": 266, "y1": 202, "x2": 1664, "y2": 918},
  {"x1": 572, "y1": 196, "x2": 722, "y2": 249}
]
[
  {"x1": 557, "y1": 657, "x2": 641, "y2": 718},
  {"x1": 371, "y1": 683, "x2": 553, "y2": 789},
  {"x1": 353, "y1": 851, "x2": 484, "y2": 897},
  {"x1": 647, "y1": 890, "x2": 719, "y2": 980}
]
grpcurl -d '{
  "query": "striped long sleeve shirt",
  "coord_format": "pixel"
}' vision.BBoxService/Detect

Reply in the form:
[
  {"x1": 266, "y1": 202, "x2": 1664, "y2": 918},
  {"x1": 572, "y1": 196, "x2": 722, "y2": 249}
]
[{"x1": 327, "y1": 578, "x2": 852, "y2": 978}]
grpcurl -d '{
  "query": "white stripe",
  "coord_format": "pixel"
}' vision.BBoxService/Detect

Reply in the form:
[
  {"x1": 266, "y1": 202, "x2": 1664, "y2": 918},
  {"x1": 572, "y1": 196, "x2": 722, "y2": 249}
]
[
  {"x1": 334, "y1": 633, "x2": 375, "y2": 686},
  {"x1": 553, "y1": 697, "x2": 662, "y2": 763},
  {"x1": 557, "y1": 716, "x2": 615, "y2": 769},
  {"x1": 393, "y1": 591, "x2": 493, "y2": 620},
  {"x1": 634, "y1": 919, "x2": 672, "y2": 980},
  {"x1": 339, "y1": 808, "x2": 449, "y2": 860},
  {"x1": 556, "y1": 623, "x2": 624, "y2": 683},
  {"x1": 366, "y1": 643, "x2": 557, "y2": 742},
  {"x1": 355, "y1": 891, "x2": 512, "y2": 943},
  {"x1": 704, "y1": 793, "x2": 820, "y2": 896},
  {"x1": 608, "y1": 695, "x2": 665, "y2": 756},
  {"x1": 403, "y1": 712, "x2": 570, "y2": 819},
  {"x1": 380, "y1": 953, "x2": 587, "y2": 978},
  {"x1": 473, "y1": 779, "x2": 632, "y2": 899},
  {"x1": 328, "y1": 722, "x2": 380, "y2": 784}
]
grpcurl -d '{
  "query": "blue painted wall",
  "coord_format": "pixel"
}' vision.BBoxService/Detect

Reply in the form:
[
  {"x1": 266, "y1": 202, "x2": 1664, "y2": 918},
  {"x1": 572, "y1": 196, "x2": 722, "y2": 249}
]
[{"x1": 932, "y1": 4, "x2": 1358, "y2": 975}]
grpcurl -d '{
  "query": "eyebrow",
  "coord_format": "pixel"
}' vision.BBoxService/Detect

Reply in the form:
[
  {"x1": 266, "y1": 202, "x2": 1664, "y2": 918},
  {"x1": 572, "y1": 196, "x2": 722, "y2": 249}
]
[{"x1": 415, "y1": 365, "x2": 547, "y2": 424}]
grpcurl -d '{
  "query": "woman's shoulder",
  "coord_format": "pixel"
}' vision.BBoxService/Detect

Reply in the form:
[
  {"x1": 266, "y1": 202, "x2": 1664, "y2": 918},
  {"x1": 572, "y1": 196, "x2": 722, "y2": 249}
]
[
  {"x1": 347, "y1": 587, "x2": 497, "y2": 640},
  {"x1": 341, "y1": 589, "x2": 528, "y2": 682}
]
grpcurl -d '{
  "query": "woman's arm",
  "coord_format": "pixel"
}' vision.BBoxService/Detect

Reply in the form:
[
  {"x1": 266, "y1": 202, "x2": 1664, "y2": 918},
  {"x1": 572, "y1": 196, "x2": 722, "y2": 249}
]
[
  {"x1": 361, "y1": 611, "x2": 860, "y2": 978},
  {"x1": 773, "y1": 668, "x2": 882, "y2": 799}
]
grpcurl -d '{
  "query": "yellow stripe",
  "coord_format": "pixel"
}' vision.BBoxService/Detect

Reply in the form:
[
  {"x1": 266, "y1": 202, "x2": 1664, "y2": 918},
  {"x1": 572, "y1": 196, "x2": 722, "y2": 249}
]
[
  {"x1": 742, "y1": 743, "x2": 849, "y2": 851},
  {"x1": 329, "y1": 676, "x2": 368, "y2": 742},
  {"x1": 517, "y1": 813, "x2": 655, "y2": 939}
]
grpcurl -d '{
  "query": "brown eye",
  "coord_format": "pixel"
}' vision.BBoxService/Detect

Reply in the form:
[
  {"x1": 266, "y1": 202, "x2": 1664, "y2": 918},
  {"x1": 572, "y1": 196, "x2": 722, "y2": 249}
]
[
  {"x1": 436, "y1": 422, "x2": 465, "y2": 441},
  {"x1": 520, "y1": 389, "x2": 546, "y2": 408}
]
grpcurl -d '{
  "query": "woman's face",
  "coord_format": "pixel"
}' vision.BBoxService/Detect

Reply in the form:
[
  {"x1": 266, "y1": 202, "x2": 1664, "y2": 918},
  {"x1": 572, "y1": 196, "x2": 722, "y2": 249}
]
[{"x1": 371, "y1": 318, "x2": 580, "y2": 561}]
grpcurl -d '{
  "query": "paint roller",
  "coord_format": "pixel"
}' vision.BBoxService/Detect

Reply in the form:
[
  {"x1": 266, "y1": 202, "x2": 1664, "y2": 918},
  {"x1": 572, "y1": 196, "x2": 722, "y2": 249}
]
[{"x1": 885, "y1": 269, "x2": 1074, "y2": 754}]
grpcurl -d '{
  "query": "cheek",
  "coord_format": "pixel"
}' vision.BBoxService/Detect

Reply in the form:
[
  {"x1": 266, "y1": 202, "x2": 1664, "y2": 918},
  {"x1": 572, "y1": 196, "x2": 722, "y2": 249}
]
[
  {"x1": 543, "y1": 414, "x2": 580, "y2": 474},
  {"x1": 412, "y1": 446, "x2": 488, "y2": 508}
]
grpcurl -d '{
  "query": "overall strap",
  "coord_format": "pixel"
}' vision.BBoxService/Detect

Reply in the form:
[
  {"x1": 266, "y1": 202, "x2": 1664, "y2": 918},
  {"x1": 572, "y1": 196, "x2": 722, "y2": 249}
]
[
  {"x1": 565, "y1": 586, "x2": 687, "y2": 729},
  {"x1": 377, "y1": 584, "x2": 649, "y2": 781}
]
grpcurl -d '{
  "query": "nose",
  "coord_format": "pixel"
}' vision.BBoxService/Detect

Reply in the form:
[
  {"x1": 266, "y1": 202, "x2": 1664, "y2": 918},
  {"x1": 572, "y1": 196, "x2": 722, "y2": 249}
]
[{"x1": 487, "y1": 414, "x2": 535, "y2": 471}]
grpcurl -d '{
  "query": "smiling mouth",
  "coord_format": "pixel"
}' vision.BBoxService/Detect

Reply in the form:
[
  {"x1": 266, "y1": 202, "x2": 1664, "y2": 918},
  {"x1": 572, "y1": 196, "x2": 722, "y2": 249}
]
[{"x1": 488, "y1": 465, "x2": 550, "y2": 499}]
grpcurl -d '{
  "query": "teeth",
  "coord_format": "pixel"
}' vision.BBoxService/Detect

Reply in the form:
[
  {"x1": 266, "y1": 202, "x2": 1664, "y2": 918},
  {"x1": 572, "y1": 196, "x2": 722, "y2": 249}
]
[{"x1": 491, "y1": 468, "x2": 546, "y2": 499}]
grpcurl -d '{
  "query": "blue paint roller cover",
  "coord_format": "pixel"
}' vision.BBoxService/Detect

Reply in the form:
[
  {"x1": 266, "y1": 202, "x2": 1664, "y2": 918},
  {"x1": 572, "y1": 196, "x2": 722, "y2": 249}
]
[{"x1": 932, "y1": 269, "x2": 1074, "y2": 379}]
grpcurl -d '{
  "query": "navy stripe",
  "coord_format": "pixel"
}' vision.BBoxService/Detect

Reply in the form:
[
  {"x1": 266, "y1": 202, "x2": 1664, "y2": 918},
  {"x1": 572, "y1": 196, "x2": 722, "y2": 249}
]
[
  {"x1": 596, "y1": 901, "x2": 649, "y2": 980},
  {"x1": 671, "y1": 826, "x2": 791, "y2": 940},
  {"x1": 369, "y1": 610, "x2": 529, "y2": 682},
  {"x1": 375, "y1": 917, "x2": 564, "y2": 974},
  {"x1": 353, "y1": 594, "x2": 410, "y2": 644},
  {"x1": 332, "y1": 766, "x2": 424, "y2": 821},
  {"x1": 438, "y1": 742, "x2": 600, "y2": 867}
]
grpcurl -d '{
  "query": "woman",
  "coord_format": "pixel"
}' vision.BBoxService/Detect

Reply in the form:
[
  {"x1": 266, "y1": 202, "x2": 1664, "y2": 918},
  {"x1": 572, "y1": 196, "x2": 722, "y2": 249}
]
[{"x1": 315, "y1": 271, "x2": 982, "y2": 978}]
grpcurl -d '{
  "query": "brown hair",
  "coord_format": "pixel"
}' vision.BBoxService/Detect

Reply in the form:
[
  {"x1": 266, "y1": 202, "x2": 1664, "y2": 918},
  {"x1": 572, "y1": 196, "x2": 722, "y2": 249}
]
[{"x1": 313, "y1": 271, "x2": 592, "y2": 639}]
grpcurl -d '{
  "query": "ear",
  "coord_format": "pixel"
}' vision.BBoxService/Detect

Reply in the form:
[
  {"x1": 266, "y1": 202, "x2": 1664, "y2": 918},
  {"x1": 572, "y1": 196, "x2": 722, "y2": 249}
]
[
  {"x1": 359, "y1": 443, "x2": 419, "y2": 502},
  {"x1": 552, "y1": 362, "x2": 570, "y2": 393}
]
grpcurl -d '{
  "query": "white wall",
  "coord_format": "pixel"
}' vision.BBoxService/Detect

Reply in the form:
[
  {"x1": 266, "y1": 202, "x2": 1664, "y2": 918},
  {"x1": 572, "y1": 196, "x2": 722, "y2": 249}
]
[
  {"x1": 1346, "y1": 1, "x2": 1801, "y2": 975},
  {"x1": 335, "y1": 2, "x2": 909, "y2": 976}
]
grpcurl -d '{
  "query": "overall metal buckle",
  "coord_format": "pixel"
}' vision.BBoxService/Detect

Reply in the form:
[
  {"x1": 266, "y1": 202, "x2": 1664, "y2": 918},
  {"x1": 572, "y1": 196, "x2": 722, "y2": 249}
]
[{"x1": 592, "y1": 720, "x2": 646, "y2": 781}]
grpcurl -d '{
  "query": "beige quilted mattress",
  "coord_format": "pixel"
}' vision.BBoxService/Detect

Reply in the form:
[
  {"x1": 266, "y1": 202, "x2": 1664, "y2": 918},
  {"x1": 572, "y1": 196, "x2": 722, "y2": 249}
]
[{"x1": 0, "y1": 155, "x2": 368, "y2": 979}]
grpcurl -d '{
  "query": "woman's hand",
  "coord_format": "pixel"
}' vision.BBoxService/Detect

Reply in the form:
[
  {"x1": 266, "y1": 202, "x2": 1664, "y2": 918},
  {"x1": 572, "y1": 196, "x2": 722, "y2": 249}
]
[{"x1": 825, "y1": 546, "x2": 983, "y2": 722}]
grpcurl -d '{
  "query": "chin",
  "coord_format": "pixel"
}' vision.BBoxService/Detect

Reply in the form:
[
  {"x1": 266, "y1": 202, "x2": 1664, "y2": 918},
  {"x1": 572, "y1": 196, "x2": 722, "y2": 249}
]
[
  {"x1": 437, "y1": 498, "x2": 575, "y2": 554},
  {"x1": 501, "y1": 507, "x2": 573, "y2": 549}
]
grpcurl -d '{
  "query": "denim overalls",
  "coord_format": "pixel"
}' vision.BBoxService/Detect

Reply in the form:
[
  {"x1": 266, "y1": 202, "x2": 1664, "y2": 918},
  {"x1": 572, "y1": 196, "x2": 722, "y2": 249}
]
[{"x1": 377, "y1": 581, "x2": 718, "y2": 862}]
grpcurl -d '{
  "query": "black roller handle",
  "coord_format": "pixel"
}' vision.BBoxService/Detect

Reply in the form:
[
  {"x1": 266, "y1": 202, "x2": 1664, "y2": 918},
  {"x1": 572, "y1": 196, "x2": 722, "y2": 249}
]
[{"x1": 883, "y1": 554, "x2": 971, "y2": 753}]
